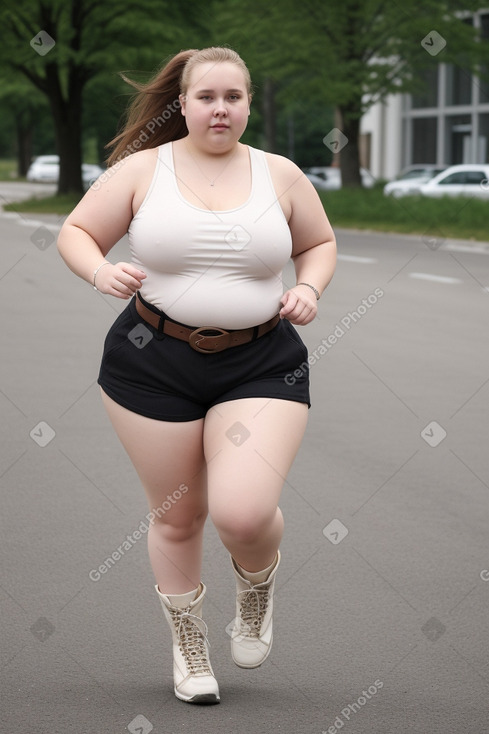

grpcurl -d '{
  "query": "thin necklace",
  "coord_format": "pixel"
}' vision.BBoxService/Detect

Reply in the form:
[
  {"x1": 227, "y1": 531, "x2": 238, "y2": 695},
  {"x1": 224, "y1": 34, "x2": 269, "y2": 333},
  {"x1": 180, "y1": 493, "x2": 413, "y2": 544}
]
[{"x1": 184, "y1": 142, "x2": 238, "y2": 186}]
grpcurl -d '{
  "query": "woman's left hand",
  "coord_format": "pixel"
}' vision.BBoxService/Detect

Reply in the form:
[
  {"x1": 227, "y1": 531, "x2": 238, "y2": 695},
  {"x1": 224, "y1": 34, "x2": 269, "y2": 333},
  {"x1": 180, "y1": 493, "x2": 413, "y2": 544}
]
[{"x1": 279, "y1": 285, "x2": 318, "y2": 325}]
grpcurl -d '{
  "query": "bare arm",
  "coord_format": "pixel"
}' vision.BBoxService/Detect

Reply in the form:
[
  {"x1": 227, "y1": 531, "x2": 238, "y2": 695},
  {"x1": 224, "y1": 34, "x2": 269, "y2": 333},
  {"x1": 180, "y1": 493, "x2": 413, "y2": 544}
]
[
  {"x1": 268, "y1": 156, "x2": 337, "y2": 325},
  {"x1": 57, "y1": 152, "x2": 153, "y2": 298}
]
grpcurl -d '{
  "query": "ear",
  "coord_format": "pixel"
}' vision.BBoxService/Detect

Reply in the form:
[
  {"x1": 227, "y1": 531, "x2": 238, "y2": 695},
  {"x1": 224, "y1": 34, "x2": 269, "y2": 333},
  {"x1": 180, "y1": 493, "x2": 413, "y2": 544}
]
[{"x1": 179, "y1": 94, "x2": 187, "y2": 116}]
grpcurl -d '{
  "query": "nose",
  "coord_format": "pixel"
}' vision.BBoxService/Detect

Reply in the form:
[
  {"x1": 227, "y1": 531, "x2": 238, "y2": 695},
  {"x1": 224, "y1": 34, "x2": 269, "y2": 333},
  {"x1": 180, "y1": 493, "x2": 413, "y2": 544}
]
[{"x1": 213, "y1": 98, "x2": 228, "y2": 116}]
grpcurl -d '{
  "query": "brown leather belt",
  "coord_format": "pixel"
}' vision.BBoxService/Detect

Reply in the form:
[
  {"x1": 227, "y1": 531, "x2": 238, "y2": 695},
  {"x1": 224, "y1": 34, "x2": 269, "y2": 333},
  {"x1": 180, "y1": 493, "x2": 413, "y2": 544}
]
[{"x1": 135, "y1": 293, "x2": 280, "y2": 353}]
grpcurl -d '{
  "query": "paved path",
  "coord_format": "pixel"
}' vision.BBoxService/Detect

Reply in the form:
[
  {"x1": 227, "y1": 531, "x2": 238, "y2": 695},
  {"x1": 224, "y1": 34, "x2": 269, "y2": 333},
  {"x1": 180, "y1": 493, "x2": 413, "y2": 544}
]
[{"x1": 1, "y1": 186, "x2": 489, "y2": 733}]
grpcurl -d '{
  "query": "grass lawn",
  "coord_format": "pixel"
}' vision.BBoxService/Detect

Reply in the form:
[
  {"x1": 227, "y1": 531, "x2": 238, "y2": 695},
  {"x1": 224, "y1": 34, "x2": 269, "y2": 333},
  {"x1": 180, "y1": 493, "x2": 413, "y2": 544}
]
[
  {"x1": 3, "y1": 194, "x2": 81, "y2": 215},
  {"x1": 0, "y1": 159, "x2": 18, "y2": 180},
  {"x1": 320, "y1": 188, "x2": 489, "y2": 242}
]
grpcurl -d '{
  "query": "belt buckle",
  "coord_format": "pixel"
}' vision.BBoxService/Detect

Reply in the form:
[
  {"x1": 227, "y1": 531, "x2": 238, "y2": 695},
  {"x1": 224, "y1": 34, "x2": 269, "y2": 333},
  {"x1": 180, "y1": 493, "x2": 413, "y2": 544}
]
[{"x1": 189, "y1": 326, "x2": 231, "y2": 353}]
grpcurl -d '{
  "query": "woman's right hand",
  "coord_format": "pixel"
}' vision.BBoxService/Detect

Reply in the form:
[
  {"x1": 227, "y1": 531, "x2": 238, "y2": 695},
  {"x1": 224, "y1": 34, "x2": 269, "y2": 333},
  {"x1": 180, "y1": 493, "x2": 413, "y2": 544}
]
[{"x1": 94, "y1": 261, "x2": 147, "y2": 299}]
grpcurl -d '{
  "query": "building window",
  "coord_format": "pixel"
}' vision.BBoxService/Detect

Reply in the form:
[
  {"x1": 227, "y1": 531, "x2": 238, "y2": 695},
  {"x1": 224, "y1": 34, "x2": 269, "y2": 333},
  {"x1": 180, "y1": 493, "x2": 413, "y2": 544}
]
[
  {"x1": 479, "y1": 13, "x2": 489, "y2": 104},
  {"x1": 412, "y1": 67, "x2": 438, "y2": 109},
  {"x1": 445, "y1": 16, "x2": 474, "y2": 106},
  {"x1": 445, "y1": 64, "x2": 472, "y2": 106},
  {"x1": 412, "y1": 117, "x2": 437, "y2": 163},
  {"x1": 376, "y1": 11, "x2": 489, "y2": 176},
  {"x1": 481, "y1": 12, "x2": 489, "y2": 37},
  {"x1": 445, "y1": 114, "x2": 472, "y2": 163},
  {"x1": 478, "y1": 114, "x2": 489, "y2": 162}
]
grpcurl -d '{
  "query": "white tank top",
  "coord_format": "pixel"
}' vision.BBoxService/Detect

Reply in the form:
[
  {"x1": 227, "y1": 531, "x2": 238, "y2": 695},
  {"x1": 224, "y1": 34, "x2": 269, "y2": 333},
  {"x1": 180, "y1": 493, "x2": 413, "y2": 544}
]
[{"x1": 128, "y1": 142, "x2": 292, "y2": 329}]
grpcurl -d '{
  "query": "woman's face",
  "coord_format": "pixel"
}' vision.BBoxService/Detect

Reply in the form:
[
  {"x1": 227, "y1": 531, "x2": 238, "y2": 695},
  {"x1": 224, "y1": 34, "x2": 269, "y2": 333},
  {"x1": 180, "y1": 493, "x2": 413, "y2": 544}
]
[{"x1": 180, "y1": 62, "x2": 251, "y2": 151}]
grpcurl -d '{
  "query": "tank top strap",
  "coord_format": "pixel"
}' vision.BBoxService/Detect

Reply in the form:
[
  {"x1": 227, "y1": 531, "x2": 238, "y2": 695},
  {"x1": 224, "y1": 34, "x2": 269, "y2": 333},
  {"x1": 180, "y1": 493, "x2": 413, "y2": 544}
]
[
  {"x1": 247, "y1": 146, "x2": 277, "y2": 206},
  {"x1": 157, "y1": 142, "x2": 173, "y2": 178}
]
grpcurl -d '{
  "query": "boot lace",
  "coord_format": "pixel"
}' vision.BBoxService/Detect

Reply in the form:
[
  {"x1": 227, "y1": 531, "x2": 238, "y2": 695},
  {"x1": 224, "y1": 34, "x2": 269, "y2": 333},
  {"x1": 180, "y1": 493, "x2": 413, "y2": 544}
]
[
  {"x1": 170, "y1": 608, "x2": 212, "y2": 675},
  {"x1": 236, "y1": 586, "x2": 270, "y2": 638}
]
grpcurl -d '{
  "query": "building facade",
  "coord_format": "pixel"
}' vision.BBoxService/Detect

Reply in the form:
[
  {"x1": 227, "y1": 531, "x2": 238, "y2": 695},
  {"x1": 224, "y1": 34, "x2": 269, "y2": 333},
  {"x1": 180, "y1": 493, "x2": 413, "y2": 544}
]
[{"x1": 360, "y1": 9, "x2": 489, "y2": 180}]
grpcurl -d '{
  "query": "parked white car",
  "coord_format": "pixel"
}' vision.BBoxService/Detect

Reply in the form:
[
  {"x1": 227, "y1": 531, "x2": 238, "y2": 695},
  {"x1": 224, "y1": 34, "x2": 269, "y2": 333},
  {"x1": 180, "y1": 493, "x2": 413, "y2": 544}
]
[
  {"x1": 26, "y1": 155, "x2": 60, "y2": 183},
  {"x1": 383, "y1": 165, "x2": 447, "y2": 197},
  {"x1": 26, "y1": 155, "x2": 104, "y2": 188},
  {"x1": 419, "y1": 164, "x2": 489, "y2": 198},
  {"x1": 304, "y1": 166, "x2": 375, "y2": 190}
]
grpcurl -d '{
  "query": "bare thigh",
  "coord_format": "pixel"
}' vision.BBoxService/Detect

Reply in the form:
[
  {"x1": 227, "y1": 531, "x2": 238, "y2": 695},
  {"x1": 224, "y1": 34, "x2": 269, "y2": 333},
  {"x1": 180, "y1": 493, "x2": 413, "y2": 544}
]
[
  {"x1": 99, "y1": 388, "x2": 208, "y2": 520},
  {"x1": 203, "y1": 397, "x2": 308, "y2": 532}
]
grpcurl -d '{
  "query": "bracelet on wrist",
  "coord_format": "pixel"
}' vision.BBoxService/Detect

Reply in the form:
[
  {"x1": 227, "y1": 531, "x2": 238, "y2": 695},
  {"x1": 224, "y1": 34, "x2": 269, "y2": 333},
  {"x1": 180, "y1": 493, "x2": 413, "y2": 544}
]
[
  {"x1": 296, "y1": 282, "x2": 320, "y2": 300},
  {"x1": 93, "y1": 261, "x2": 111, "y2": 290}
]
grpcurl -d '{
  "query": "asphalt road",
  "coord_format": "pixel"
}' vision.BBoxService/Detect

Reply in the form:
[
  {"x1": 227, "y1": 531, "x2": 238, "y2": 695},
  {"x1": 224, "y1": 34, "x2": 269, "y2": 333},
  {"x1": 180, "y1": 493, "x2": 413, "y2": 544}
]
[{"x1": 1, "y1": 183, "x2": 489, "y2": 734}]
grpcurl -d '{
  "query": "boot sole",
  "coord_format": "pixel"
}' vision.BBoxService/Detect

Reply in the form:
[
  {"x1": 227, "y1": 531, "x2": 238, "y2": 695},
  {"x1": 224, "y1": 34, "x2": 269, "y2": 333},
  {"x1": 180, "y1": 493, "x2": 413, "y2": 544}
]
[
  {"x1": 231, "y1": 640, "x2": 273, "y2": 669},
  {"x1": 231, "y1": 621, "x2": 273, "y2": 670},
  {"x1": 176, "y1": 691, "x2": 220, "y2": 705},
  {"x1": 232, "y1": 656, "x2": 268, "y2": 669}
]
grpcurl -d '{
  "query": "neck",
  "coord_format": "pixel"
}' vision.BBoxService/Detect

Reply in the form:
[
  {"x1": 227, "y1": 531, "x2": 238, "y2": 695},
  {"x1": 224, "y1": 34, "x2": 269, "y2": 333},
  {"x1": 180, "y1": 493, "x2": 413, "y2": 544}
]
[{"x1": 184, "y1": 137, "x2": 239, "y2": 160}]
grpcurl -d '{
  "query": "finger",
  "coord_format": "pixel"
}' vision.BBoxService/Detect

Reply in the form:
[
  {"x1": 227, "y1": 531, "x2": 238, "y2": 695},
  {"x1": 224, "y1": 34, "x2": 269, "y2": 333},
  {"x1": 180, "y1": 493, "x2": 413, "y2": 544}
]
[
  {"x1": 283, "y1": 301, "x2": 314, "y2": 324},
  {"x1": 292, "y1": 305, "x2": 317, "y2": 325},
  {"x1": 279, "y1": 293, "x2": 298, "y2": 317},
  {"x1": 294, "y1": 310, "x2": 314, "y2": 325},
  {"x1": 111, "y1": 291, "x2": 132, "y2": 300},
  {"x1": 112, "y1": 270, "x2": 145, "y2": 293},
  {"x1": 125, "y1": 276, "x2": 145, "y2": 291},
  {"x1": 104, "y1": 273, "x2": 135, "y2": 297},
  {"x1": 105, "y1": 284, "x2": 132, "y2": 300},
  {"x1": 120, "y1": 263, "x2": 147, "y2": 279},
  {"x1": 283, "y1": 297, "x2": 307, "y2": 317},
  {"x1": 113, "y1": 281, "x2": 138, "y2": 297},
  {"x1": 286, "y1": 312, "x2": 311, "y2": 325}
]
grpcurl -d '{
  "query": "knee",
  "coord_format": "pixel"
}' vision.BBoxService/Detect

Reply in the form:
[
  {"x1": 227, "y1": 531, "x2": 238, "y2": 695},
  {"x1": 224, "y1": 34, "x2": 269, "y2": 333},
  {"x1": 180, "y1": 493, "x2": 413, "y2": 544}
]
[
  {"x1": 211, "y1": 508, "x2": 275, "y2": 546},
  {"x1": 149, "y1": 509, "x2": 207, "y2": 543}
]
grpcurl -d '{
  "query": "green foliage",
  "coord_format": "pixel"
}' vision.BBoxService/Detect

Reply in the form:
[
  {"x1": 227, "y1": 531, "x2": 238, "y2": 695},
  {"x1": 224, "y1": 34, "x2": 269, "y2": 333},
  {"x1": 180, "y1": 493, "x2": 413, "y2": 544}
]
[
  {"x1": 206, "y1": 0, "x2": 489, "y2": 184},
  {"x1": 0, "y1": 73, "x2": 50, "y2": 161},
  {"x1": 0, "y1": 0, "x2": 488, "y2": 179},
  {"x1": 0, "y1": 0, "x2": 206, "y2": 97},
  {"x1": 213, "y1": 0, "x2": 488, "y2": 116},
  {"x1": 0, "y1": 0, "x2": 214, "y2": 190},
  {"x1": 321, "y1": 187, "x2": 489, "y2": 241}
]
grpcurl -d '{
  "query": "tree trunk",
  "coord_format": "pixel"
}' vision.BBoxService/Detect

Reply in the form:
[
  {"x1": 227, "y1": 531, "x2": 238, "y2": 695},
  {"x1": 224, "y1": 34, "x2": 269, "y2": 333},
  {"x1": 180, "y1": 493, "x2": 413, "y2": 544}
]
[
  {"x1": 263, "y1": 77, "x2": 276, "y2": 153},
  {"x1": 337, "y1": 105, "x2": 363, "y2": 188},
  {"x1": 287, "y1": 114, "x2": 295, "y2": 161},
  {"x1": 49, "y1": 86, "x2": 84, "y2": 195},
  {"x1": 16, "y1": 125, "x2": 33, "y2": 177}
]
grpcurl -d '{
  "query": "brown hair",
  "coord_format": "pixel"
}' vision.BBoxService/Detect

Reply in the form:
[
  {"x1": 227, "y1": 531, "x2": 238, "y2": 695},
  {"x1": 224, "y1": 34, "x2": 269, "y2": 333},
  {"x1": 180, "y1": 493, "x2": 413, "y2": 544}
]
[{"x1": 106, "y1": 47, "x2": 252, "y2": 167}]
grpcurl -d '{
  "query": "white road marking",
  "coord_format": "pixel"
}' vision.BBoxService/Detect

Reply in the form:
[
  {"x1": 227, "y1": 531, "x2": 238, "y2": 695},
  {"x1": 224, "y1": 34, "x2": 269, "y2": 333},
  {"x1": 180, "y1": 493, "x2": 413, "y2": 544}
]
[
  {"x1": 337, "y1": 254, "x2": 378, "y2": 263},
  {"x1": 409, "y1": 272, "x2": 462, "y2": 284},
  {"x1": 17, "y1": 218, "x2": 61, "y2": 230},
  {"x1": 442, "y1": 243, "x2": 489, "y2": 255}
]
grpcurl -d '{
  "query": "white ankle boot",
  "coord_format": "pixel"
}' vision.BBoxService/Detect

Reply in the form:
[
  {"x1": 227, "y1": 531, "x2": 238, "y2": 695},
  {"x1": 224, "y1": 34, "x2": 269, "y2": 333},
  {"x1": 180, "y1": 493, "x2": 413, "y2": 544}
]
[
  {"x1": 155, "y1": 583, "x2": 220, "y2": 704},
  {"x1": 229, "y1": 551, "x2": 280, "y2": 668}
]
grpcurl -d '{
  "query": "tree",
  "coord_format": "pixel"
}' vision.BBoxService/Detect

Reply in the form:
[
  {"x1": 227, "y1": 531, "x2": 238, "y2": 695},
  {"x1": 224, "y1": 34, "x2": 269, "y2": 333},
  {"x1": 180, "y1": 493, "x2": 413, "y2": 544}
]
[
  {"x1": 214, "y1": 0, "x2": 489, "y2": 186},
  {"x1": 0, "y1": 0, "x2": 208, "y2": 194},
  {"x1": 0, "y1": 76, "x2": 48, "y2": 175}
]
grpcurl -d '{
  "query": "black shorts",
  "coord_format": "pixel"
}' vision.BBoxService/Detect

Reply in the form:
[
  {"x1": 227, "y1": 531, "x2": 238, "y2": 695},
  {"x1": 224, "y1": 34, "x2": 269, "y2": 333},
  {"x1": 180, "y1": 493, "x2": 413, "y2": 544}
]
[{"x1": 97, "y1": 296, "x2": 310, "y2": 422}]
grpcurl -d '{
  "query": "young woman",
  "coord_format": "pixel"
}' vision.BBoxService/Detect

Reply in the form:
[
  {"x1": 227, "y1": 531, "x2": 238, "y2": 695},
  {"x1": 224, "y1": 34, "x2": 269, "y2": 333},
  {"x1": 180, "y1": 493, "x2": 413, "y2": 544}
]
[{"x1": 57, "y1": 46, "x2": 336, "y2": 705}]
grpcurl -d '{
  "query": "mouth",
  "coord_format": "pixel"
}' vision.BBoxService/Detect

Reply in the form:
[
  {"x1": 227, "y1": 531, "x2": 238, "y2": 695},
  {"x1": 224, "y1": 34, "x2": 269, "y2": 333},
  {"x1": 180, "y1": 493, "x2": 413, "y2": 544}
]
[{"x1": 211, "y1": 124, "x2": 229, "y2": 129}]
